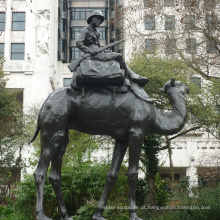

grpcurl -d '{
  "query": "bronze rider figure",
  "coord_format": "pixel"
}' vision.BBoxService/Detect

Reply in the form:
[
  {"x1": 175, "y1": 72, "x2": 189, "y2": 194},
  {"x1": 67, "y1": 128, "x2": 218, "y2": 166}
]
[{"x1": 75, "y1": 10, "x2": 149, "y2": 87}]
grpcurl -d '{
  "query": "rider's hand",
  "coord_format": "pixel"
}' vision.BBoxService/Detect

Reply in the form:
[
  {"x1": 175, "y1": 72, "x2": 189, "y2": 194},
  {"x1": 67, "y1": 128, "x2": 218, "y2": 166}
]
[
  {"x1": 88, "y1": 48, "x2": 97, "y2": 55},
  {"x1": 104, "y1": 49, "x2": 111, "y2": 53}
]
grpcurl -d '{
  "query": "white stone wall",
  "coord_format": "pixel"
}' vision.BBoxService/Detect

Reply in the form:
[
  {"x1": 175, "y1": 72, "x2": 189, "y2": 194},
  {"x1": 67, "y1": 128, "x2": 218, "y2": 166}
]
[{"x1": 1, "y1": 0, "x2": 53, "y2": 110}]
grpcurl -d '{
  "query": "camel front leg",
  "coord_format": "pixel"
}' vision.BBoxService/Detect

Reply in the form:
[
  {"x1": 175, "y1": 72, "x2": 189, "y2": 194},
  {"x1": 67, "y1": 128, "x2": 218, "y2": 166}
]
[
  {"x1": 128, "y1": 129, "x2": 143, "y2": 220},
  {"x1": 93, "y1": 139, "x2": 128, "y2": 220}
]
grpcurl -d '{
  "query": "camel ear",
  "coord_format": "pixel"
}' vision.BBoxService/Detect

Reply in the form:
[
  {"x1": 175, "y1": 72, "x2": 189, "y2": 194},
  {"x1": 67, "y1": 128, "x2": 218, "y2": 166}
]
[
  {"x1": 171, "y1": 79, "x2": 175, "y2": 87},
  {"x1": 160, "y1": 88, "x2": 165, "y2": 93}
]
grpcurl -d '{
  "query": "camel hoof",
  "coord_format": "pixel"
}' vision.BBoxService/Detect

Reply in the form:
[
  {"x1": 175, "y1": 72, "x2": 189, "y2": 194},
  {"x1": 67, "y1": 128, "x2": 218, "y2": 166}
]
[
  {"x1": 129, "y1": 217, "x2": 143, "y2": 220},
  {"x1": 61, "y1": 218, "x2": 73, "y2": 220},
  {"x1": 61, "y1": 217, "x2": 74, "y2": 220},
  {"x1": 92, "y1": 215, "x2": 106, "y2": 220},
  {"x1": 36, "y1": 214, "x2": 52, "y2": 220}
]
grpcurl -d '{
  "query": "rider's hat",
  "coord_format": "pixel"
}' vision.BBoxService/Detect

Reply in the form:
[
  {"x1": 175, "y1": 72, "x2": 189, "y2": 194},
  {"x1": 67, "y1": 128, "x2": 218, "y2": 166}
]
[{"x1": 87, "y1": 10, "x2": 105, "y2": 24}]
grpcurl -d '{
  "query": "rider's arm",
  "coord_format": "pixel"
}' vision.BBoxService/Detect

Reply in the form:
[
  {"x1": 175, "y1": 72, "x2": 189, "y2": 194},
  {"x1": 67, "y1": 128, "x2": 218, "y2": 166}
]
[
  {"x1": 76, "y1": 40, "x2": 91, "y2": 53},
  {"x1": 76, "y1": 28, "x2": 96, "y2": 54}
]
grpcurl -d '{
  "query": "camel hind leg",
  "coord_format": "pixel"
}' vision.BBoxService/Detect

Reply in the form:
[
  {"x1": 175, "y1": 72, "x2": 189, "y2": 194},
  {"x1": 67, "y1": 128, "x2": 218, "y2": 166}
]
[
  {"x1": 34, "y1": 131, "x2": 53, "y2": 220},
  {"x1": 34, "y1": 129, "x2": 71, "y2": 220}
]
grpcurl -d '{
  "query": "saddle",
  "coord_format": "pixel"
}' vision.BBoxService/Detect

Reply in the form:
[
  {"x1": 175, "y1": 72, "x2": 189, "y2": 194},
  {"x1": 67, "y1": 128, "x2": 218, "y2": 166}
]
[
  {"x1": 75, "y1": 60, "x2": 125, "y2": 86},
  {"x1": 70, "y1": 60, "x2": 153, "y2": 104}
]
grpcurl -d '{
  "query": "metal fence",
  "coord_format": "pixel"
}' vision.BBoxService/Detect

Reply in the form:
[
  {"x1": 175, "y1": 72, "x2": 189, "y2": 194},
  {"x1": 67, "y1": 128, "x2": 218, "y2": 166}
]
[{"x1": 165, "y1": 180, "x2": 220, "y2": 199}]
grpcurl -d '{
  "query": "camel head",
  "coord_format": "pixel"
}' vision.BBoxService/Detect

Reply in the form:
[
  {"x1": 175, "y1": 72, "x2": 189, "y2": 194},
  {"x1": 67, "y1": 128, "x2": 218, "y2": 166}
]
[{"x1": 160, "y1": 79, "x2": 189, "y2": 95}]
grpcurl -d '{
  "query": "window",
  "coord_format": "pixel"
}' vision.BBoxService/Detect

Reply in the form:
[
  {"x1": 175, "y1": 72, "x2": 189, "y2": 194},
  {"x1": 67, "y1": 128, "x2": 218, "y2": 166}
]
[
  {"x1": 58, "y1": 39, "x2": 67, "y2": 61},
  {"x1": 12, "y1": 12, "x2": 25, "y2": 31},
  {"x1": 145, "y1": 0, "x2": 154, "y2": 7},
  {"x1": 11, "y1": 43, "x2": 25, "y2": 60},
  {"x1": 71, "y1": 28, "x2": 83, "y2": 40},
  {"x1": 186, "y1": 39, "x2": 196, "y2": 54},
  {"x1": 0, "y1": 12, "x2": 5, "y2": 31},
  {"x1": 110, "y1": 39, "x2": 115, "y2": 52},
  {"x1": 70, "y1": 47, "x2": 84, "y2": 60},
  {"x1": 72, "y1": 8, "x2": 86, "y2": 20},
  {"x1": 207, "y1": 39, "x2": 217, "y2": 54},
  {"x1": 145, "y1": 16, "x2": 155, "y2": 30},
  {"x1": 190, "y1": 77, "x2": 201, "y2": 94},
  {"x1": 111, "y1": 23, "x2": 115, "y2": 32},
  {"x1": 6, "y1": 88, "x2": 24, "y2": 109},
  {"x1": 165, "y1": 39, "x2": 176, "y2": 55},
  {"x1": 71, "y1": 8, "x2": 106, "y2": 20},
  {"x1": 191, "y1": 77, "x2": 201, "y2": 89},
  {"x1": 191, "y1": 113, "x2": 200, "y2": 124},
  {"x1": 61, "y1": 0, "x2": 67, "y2": 11},
  {"x1": 97, "y1": 27, "x2": 107, "y2": 40},
  {"x1": 60, "y1": 19, "x2": 67, "y2": 32},
  {"x1": 110, "y1": 1, "x2": 115, "y2": 11},
  {"x1": 206, "y1": 14, "x2": 217, "y2": 30},
  {"x1": 118, "y1": 6, "x2": 123, "y2": 20},
  {"x1": 0, "y1": 43, "x2": 4, "y2": 57},
  {"x1": 161, "y1": 174, "x2": 180, "y2": 181},
  {"x1": 10, "y1": 88, "x2": 23, "y2": 107},
  {"x1": 145, "y1": 39, "x2": 156, "y2": 53},
  {"x1": 217, "y1": 105, "x2": 220, "y2": 137},
  {"x1": 204, "y1": 0, "x2": 216, "y2": 9},
  {"x1": 164, "y1": 0, "x2": 175, "y2": 7},
  {"x1": 185, "y1": 15, "x2": 196, "y2": 30},
  {"x1": 60, "y1": 40, "x2": 66, "y2": 53},
  {"x1": 184, "y1": 0, "x2": 198, "y2": 7},
  {"x1": 63, "y1": 78, "x2": 71, "y2": 87},
  {"x1": 116, "y1": 28, "x2": 123, "y2": 40},
  {"x1": 165, "y1": 15, "x2": 175, "y2": 30}
]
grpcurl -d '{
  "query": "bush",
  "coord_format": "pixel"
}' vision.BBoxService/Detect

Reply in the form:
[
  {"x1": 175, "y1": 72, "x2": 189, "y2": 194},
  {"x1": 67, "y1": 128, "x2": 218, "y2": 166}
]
[
  {"x1": 13, "y1": 162, "x2": 129, "y2": 220},
  {"x1": 0, "y1": 205, "x2": 27, "y2": 220},
  {"x1": 157, "y1": 186, "x2": 220, "y2": 220},
  {"x1": 72, "y1": 162, "x2": 129, "y2": 220},
  {"x1": 136, "y1": 178, "x2": 148, "y2": 207},
  {"x1": 155, "y1": 174, "x2": 170, "y2": 206}
]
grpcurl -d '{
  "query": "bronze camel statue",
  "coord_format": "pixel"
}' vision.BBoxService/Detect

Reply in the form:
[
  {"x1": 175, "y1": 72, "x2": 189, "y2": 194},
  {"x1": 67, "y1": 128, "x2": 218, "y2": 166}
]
[{"x1": 29, "y1": 79, "x2": 189, "y2": 220}]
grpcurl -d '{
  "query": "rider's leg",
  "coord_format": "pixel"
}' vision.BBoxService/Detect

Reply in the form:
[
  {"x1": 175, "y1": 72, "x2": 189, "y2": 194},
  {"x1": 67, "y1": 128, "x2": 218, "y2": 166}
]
[{"x1": 113, "y1": 54, "x2": 149, "y2": 87}]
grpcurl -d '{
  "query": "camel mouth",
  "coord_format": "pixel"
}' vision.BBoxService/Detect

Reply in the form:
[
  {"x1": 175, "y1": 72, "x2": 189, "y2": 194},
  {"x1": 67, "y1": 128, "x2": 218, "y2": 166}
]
[{"x1": 183, "y1": 85, "x2": 190, "y2": 94}]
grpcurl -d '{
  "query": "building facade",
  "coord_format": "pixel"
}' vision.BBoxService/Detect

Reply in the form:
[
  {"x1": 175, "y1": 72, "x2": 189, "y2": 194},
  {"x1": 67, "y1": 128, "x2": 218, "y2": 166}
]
[
  {"x1": 1, "y1": 0, "x2": 123, "y2": 109},
  {"x1": 123, "y1": 0, "x2": 220, "y2": 186},
  {"x1": 1, "y1": 0, "x2": 220, "y2": 185}
]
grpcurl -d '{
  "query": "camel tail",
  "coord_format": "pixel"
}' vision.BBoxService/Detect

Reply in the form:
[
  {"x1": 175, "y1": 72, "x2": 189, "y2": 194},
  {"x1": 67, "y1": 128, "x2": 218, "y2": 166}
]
[
  {"x1": 29, "y1": 109, "x2": 42, "y2": 144},
  {"x1": 29, "y1": 124, "x2": 40, "y2": 144}
]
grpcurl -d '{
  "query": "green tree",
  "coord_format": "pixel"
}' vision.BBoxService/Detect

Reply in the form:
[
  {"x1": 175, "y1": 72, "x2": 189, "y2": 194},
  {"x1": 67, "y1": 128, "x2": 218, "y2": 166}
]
[
  {"x1": 0, "y1": 104, "x2": 41, "y2": 204},
  {"x1": 62, "y1": 130, "x2": 99, "y2": 166},
  {"x1": 122, "y1": 0, "x2": 220, "y2": 138},
  {"x1": 123, "y1": 0, "x2": 219, "y2": 80},
  {"x1": 128, "y1": 54, "x2": 219, "y2": 207},
  {"x1": 0, "y1": 57, "x2": 24, "y2": 203},
  {"x1": 0, "y1": 61, "x2": 19, "y2": 142},
  {"x1": 128, "y1": 53, "x2": 220, "y2": 137},
  {"x1": 139, "y1": 134, "x2": 163, "y2": 206}
]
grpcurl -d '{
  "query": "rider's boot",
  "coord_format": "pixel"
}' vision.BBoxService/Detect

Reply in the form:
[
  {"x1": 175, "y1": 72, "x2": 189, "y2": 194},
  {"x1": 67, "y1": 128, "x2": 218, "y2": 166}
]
[
  {"x1": 127, "y1": 67, "x2": 149, "y2": 87},
  {"x1": 119, "y1": 61, "x2": 149, "y2": 87}
]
